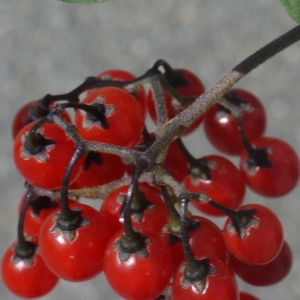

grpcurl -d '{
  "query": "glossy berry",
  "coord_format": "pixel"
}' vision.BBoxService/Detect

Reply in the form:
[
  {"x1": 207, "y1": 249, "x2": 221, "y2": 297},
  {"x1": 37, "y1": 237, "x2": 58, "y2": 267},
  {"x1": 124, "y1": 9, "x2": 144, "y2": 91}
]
[
  {"x1": 75, "y1": 87, "x2": 144, "y2": 147},
  {"x1": 229, "y1": 241, "x2": 292, "y2": 286},
  {"x1": 184, "y1": 155, "x2": 246, "y2": 216},
  {"x1": 13, "y1": 121, "x2": 85, "y2": 190},
  {"x1": 171, "y1": 256, "x2": 239, "y2": 300},
  {"x1": 99, "y1": 183, "x2": 169, "y2": 235},
  {"x1": 223, "y1": 204, "x2": 284, "y2": 265},
  {"x1": 69, "y1": 151, "x2": 126, "y2": 193},
  {"x1": 204, "y1": 88, "x2": 266, "y2": 155},
  {"x1": 1, "y1": 241, "x2": 59, "y2": 298},
  {"x1": 39, "y1": 202, "x2": 112, "y2": 282},
  {"x1": 240, "y1": 137, "x2": 300, "y2": 197},
  {"x1": 147, "y1": 68, "x2": 205, "y2": 135},
  {"x1": 189, "y1": 216, "x2": 228, "y2": 263},
  {"x1": 90, "y1": 69, "x2": 147, "y2": 121},
  {"x1": 104, "y1": 229, "x2": 173, "y2": 300}
]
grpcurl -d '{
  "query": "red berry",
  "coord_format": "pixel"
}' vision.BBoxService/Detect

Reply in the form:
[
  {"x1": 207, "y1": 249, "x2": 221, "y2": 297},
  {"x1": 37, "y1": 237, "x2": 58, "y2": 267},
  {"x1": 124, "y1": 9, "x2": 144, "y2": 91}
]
[
  {"x1": 1, "y1": 241, "x2": 59, "y2": 298},
  {"x1": 75, "y1": 87, "x2": 144, "y2": 146},
  {"x1": 39, "y1": 202, "x2": 112, "y2": 281},
  {"x1": 184, "y1": 155, "x2": 246, "y2": 216},
  {"x1": 171, "y1": 256, "x2": 239, "y2": 300},
  {"x1": 223, "y1": 204, "x2": 284, "y2": 265},
  {"x1": 13, "y1": 121, "x2": 85, "y2": 190},
  {"x1": 91, "y1": 69, "x2": 147, "y2": 121},
  {"x1": 240, "y1": 137, "x2": 299, "y2": 197},
  {"x1": 204, "y1": 88, "x2": 266, "y2": 155},
  {"x1": 229, "y1": 241, "x2": 292, "y2": 286},
  {"x1": 100, "y1": 183, "x2": 169, "y2": 234},
  {"x1": 104, "y1": 229, "x2": 173, "y2": 300},
  {"x1": 69, "y1": 151, "x2": 126, "y2": 193}
]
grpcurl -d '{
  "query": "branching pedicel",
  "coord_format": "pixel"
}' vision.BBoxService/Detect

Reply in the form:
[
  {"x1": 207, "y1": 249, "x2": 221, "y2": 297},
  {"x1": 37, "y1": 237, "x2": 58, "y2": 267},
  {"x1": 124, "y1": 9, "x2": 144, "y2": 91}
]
[{"x1": 2, "y1": 26, "x2": 300, "y2": 299}]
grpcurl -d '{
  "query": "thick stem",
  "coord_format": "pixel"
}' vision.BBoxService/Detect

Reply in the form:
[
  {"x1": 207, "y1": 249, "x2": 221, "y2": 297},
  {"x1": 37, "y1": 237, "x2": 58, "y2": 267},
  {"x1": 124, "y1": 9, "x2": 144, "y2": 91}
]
[
  {"x1": 148, "y1": 74, "x2": 169, "y2": 131},
  {"x1": 146, "y1": 26, "x2": 300, "y2": 162}
]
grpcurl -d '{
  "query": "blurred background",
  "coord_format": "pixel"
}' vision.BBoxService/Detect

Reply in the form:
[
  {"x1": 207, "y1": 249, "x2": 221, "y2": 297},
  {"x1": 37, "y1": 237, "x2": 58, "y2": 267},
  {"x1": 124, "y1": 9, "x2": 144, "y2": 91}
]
[{"x1": 0, "y1": 0, "x2": 300, "y2": 299}]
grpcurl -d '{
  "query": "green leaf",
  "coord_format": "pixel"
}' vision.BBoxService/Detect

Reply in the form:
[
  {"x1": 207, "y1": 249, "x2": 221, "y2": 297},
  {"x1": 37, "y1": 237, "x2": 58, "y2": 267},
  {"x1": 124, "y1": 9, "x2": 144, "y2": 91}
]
[
  {"x1": 280, "y1": 0, "x2": 300, "y2": 24},
  {"x1": 59, "y1": 0, "x2": 107, "y2": 4}
]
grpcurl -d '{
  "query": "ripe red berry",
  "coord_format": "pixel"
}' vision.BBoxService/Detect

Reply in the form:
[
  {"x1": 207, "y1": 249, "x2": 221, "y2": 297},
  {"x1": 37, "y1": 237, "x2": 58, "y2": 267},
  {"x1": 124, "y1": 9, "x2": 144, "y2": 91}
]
[
  {"x1": 13, "y1": 121, "x2": 85, "y2": 190},
  {"x1": 223, "y1": 204, "x2": 284, "y2": 265},
  {"x1": 91, "y1": 69, "x2": 148, "y2": 121},
  {"x1": 171, "y1": 256, "x2": 239, "y2": 300},
  {"x1": 75, "y1": 87, "x2": 144, "y2": 146},
  {"x1": 240, "y1": 137, "x2": 300, "y2": 197},
  {"x1": 1, "y1": 241, "x2": 59, "y2": 298},
  {"x1": 184, "y1": 155, "x2": 246, "y2": 216},
  {"x1": 99, "y1": 183, "x2": 169, "y2": 234},
  {"x1": 229, "y1": 241, "x2": 292, "y2": 286},
  {"x1": 39, "y1": 202, "x2": 112, "y2": 282},
  {"x1": 104, "y1": 229, "x2": 173, "y2": 300},
  {"x1": 204, "y1": 88, "x2": 266, "y2": 155},
  {"x1": 69, "y1": 151, "x2": 127, "y2": 193}
]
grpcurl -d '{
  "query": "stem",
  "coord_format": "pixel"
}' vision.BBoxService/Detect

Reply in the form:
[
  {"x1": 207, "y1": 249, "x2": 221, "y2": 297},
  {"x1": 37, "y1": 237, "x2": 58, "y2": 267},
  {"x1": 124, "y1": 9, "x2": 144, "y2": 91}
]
[
  {"x1": 178, "y1": 26, "x2": 300, "y2": 128},
  {"x1": 17, "y1": 188, "x2": 34, "y2": 248},
  {"x1": 149, "y1": 74, "x2": 169, "y2": 131},
  {"x1": 160, "y1": 186, "x2": 181, "y2": 235},
  {"x1": 176, "y1": 138, "x2": 211, "y2": 180},
  {"x1": 60, "y1": 143, "x2": 86, "y2": 214},
  {"x1": 179, "y1": 197, "x2": 197, "y2": 266},
  {"x1": 24, "y1": 117, "x2": 54, "y2": 154},
  {"x1": 122, "y1": 160, "x2": 148, "y2": 237},
  {"x1": 146, "y1": 26, "x2": 300, "y2": 162}
]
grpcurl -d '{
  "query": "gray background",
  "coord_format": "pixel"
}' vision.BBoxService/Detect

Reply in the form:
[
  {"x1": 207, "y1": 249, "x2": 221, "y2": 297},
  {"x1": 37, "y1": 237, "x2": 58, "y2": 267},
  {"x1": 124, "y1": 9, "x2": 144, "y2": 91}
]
[{"x1": 0, "y1": 0, "x2": 300, "y2": 299}]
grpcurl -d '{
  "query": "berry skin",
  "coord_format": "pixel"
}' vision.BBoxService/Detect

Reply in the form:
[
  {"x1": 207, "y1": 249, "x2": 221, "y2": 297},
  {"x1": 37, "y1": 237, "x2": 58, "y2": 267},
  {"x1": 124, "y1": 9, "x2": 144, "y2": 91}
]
[
  {"x1": 189, "y1": 216, "x2": 228, "y2": 263},
  {"x1": 91, "y1": 69, "x2": 148, "y2": 121},
  {"x1": 39, "y1": 202, "x2": 112, "y2": 282},
  {"x1": 75, "y1": 87, "x2": 144, "y2": 147},
  {"x1": 1, "y1": 241, "x2": 59, "y2": 298},
  {"x1": 184, "y1": 155, "x2": 246, "y2": 216},
  {"x1": 240, "y1": 137, "x2": 300, "y2": 197},
  {"x1": 163, "y1": 139, "x2": 189, "y2": 183},
  {"x1": 229, "y1": 241, "x2": 292, "y2": 286},
  {"x1": 13, "y1": 121, "x2": 85, "y2": 190},
  {"x1": 99, "y1": 183, "x2": 169, "y2": 235},
  {"x1": 204, "y1": 88, "x2": 266, "y2": 155},
  {"x1": 171, "y1": 256, "x2": 239, "y2": 300},
  {"x1": 104, "y1": 229, "x2": 173, "y2": 300},
  {"x1": 69, "y1": 151, "x2": 126, "y2": 193},
  {"x1": 223, "y1": 204, "x2": 284, "y2": 265}
]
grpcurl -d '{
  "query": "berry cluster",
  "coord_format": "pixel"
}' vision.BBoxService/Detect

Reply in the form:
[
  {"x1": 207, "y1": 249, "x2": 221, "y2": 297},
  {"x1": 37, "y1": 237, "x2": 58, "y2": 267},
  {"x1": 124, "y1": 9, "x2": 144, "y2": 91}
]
[{"x1": 1, "y1": 58, "x2": 298, "y2": 300}]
